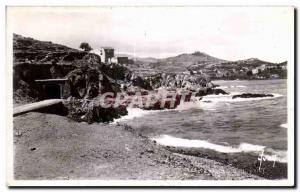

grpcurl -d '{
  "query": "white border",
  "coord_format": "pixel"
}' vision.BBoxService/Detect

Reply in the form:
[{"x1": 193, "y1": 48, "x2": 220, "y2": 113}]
[{"x1": 5, "y1": 4, "x2": 295, "y2": 187}]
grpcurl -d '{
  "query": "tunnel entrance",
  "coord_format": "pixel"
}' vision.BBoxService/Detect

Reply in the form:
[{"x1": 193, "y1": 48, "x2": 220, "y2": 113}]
[
  {"x1": 45, "y1": 84, "x2": 61, "y2": 99},
  {"x1": 35, "y1": 79, "x2": 69, "y2": 100}
]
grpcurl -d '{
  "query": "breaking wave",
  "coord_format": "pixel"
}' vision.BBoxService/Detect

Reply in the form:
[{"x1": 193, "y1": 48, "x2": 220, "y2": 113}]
[
  {"x1": 112, "y1": 92, "x2": 283, "y2": 123},
  {"x1": 218, "y1": 85, "x2": 246, "y2": 89},
  {"x1": 280, "y1": 123, "x2": 288, "y2": 129},
  {"x1": 201, "y1": 92, "x2": 283, "y2": 103},
  {"x1": 112, "y1": 108, "x2": 156, "y2": 124},
  {"x1": 151, "y1": 135, "x2": 287, "y2": 163}
]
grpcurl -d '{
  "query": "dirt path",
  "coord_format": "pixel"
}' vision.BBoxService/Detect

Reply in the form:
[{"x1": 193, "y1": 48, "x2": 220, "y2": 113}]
[{"x1": 13, "y1": 112, "x2": 261, "y2": 180}]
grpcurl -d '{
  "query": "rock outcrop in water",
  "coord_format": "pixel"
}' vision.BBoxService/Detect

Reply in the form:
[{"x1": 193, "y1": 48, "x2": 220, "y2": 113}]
[
  {"x1": 195, "y1": 88, "x2": 229, "y2": 97},
  {"x1": 232, "y1": 93, "x2": 274, "y2": 99}
]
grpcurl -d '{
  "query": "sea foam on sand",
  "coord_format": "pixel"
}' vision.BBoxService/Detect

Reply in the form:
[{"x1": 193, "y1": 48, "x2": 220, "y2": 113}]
[
  {"x1": 280, "y1": 123, "x2": 288, "y2": 129},
  {"x1": 152, "y1": 135, "x2": 287, "y2": 163}
]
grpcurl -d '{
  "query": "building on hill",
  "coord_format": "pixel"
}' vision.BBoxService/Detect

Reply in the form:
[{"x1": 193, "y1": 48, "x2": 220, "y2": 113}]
[
  {"x1": 252, "y1": 64, "x2": 266, "y2": 74},
  {"x1": 278, "y1": 61, "x2": 288, "y2": 70},
  {"x1": 111, "y1": 57, "x2": 118, "y2": 64},
  {"x1": 252, "y1": 68, "x2": 259, "y2": 75},
  {"x1": 100, "y1": 47, "x2": 114, "y2": 64},
  {"x1": 127, "y1": 59, "x2": 134, "y2": 64},
  {"x1": 117, "y1": 57, "x2": 129, "y2": 65},
  {"x1": 265, "y1": 64, "x2": 277, "y2": 69}
]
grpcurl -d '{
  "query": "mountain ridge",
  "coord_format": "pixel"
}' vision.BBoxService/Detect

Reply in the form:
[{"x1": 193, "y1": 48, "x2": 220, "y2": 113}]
[{"x1": 13, "y1": 33, "x2": 287, "y2": 80}]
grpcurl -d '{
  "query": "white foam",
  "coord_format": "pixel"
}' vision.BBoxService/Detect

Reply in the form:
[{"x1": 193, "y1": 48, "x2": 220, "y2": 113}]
[
  {"x1": 217, "y1": 86, "x2": 228, "y2": 89},
  {"x1": 174, "y1": 99, "x2": 202, "y2": 111},
  {"x1": 113, "y1": 92, "x2": 284, "y2": 122},
  {"x1": 152, "y1": 135, "x2": 265, "y2": 153},
  {"x1": 200, "y1": 92, "x2": 283, "y2": 104},
  {"x1": 152, "y1": 135, "x2": 287, "y2": 163},
  {"x1": 218, "y1": 85, "x2": 246, "y2": 89},
  {"x1": 280, "y1": 123, "x2": 288, "y2": 129},
  {"x1": 112, "y1": 108, "x2": 156, "y2": 124}
]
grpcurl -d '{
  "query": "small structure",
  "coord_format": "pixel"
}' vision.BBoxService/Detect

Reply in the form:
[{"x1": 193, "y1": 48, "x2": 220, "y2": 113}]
[
  {"x1": 252, "y1": 68, "x2": 259, "y2": 75},
  {"x1": 100, "y1": 47, "x2": 114, "y2": 64},
  {"x1": 35, "y1": 78, "x2": 69, "y2": 99},
  {"x1": 117, "y1": 57, "x2": 129, "y2": 65},
  {"x1": 111, "y1": 57, "x2": 118, "y2": 64},
  {"x1": 128, "y1": 59, "x2": 134, "y2": 64}
]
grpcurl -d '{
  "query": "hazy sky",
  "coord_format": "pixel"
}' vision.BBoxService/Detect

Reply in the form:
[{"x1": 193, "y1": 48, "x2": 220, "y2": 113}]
[{"x1": 8, "y1": 7, "x2": 294, "y2": 62}]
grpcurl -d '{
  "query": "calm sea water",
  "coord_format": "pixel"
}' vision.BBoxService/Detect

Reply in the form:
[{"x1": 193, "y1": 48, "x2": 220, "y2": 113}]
[{"x1": 116, "y1": 79, "x2": 287, "y2": 162}]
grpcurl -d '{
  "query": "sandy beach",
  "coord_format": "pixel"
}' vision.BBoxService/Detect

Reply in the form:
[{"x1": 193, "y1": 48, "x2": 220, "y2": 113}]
[{"x1": 13, "y1": 112, "x2": 262, "y2": 180}]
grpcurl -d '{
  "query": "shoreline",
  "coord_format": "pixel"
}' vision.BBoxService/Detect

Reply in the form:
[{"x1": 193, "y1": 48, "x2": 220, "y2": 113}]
[
  {"x1": 162, "y1": 146, "x2": 287, "y2": 180},
  {"x1": 13, "y1": 112, "x2": 262, "y2": 180}
]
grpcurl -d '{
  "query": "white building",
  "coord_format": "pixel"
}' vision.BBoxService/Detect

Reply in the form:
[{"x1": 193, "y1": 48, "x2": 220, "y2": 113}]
[
  {"x1": 100, "y1": 47, "x2": 114, "y2": 64},
  {"x1": 252, "y1": 68, "x2": 259, "y2": 74}
]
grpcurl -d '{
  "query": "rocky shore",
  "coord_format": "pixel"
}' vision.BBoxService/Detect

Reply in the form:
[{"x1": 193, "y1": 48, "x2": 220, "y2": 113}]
[
  {"x1": 13, "y1": 34, "x2": 282, "y2": 181},
  {"x1": 165, "y1": 146, "x2": 287, "y2": 180}
]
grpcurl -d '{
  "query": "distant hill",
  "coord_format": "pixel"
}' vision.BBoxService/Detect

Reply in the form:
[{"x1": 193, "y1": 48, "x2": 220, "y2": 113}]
[
  {"x1": 148, "y1": 51, "x2": 227, "y2": 73},
  {"x1": 13, "y1": 34, "x2": 287, "y2": 80},
  {"x1": 134, "y1": 57, "x2": 159, "y2": 64},
  {"x1": 188, "y1": 58, "x2": 276, "y2": 71},
  {"x1": 130, "y1": 51, "x2": 287, "y2": 79}
]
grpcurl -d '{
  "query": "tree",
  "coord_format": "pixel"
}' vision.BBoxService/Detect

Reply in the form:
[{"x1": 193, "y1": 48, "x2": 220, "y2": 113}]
[{"x1": 79, "y1": 42, "x2": 92, "y2": 52}]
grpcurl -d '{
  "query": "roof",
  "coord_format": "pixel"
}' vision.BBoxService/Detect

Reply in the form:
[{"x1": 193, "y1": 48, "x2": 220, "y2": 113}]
[
  {"x1": 35, "y1": 79, "x2": 68, "y2": 83},
  {"x1": 101, "y1": 47, "x2": 114, "y2": 50}
]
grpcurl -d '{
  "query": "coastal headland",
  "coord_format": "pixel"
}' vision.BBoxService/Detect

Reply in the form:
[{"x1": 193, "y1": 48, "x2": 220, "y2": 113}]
[{"x1": 12, "y1": 34, "x2": 287, "y2": 180}]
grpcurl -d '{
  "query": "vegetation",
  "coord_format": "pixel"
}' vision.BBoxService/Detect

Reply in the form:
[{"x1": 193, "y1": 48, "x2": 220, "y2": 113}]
[{"x1": 79, "y1": 42, "x2": 93, "y2": 52}]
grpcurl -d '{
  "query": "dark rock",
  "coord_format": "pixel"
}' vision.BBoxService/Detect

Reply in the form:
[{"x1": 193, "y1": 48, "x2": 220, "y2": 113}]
[
  {"x1": 67, "y1": 67, "x2": 121, "y2": 99},
  {"x1": 210, "y1": 88, "x2": 229, "y2": 95},
  {"x1": 132, "y1": 76, "x2": 152, "y2": 90},
  {"x1": 101, "y1": 63, "x2": 132, "y2": 81},
  {"x1": 232, "y1": 93, "x2": 273, "y2": 99},
  {"x1": 195, "y1": 89, "x2": 207, "y2": 97},
  {"x1": 195, "y1": 88, "x2": 228, "y2": 97},
  {"x1": 67, "y1": 67, "x2": 98, "y2": 98},
  {"x1": 142, "y1": 93, "x2": 182, "y2": 110},
  {"x1": 63, "y1": 97, "x2": 128, "y2": 123},
  {"x1": 50, "y1": 63, "x2": 63, "y2": 79},
  {"x1": 100, "y1": 75, "x2": 120, "y2": 95}
]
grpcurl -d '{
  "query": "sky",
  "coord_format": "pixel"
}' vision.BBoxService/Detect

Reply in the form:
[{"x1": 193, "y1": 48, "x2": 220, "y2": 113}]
[{"x1": 8, "y1": 6, "x2": 294, "y2": 62}]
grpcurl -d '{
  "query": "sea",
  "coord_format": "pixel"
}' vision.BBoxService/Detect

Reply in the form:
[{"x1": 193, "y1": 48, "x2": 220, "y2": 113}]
[{"x1": 114, "y1": 79, "x2": 288, "y2": 171}]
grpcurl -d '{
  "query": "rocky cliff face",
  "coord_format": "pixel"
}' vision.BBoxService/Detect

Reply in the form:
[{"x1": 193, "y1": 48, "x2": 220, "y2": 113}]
[
  {"x1": 12, "y1": 34, "x2": 150, "y2": 122},
  {"x1": 13, "y1": 34, "x2": 83, "y2": 64},
  {"x1": 13, "y1": 34, "x2": 102, "y2": 101},
  {"x1": 145, "y1": 73, "x2": 209, "y2": 90}
]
